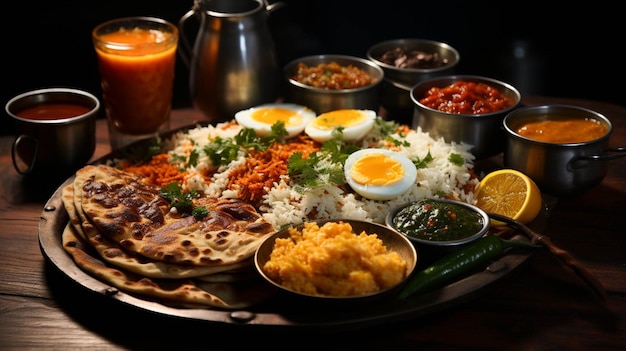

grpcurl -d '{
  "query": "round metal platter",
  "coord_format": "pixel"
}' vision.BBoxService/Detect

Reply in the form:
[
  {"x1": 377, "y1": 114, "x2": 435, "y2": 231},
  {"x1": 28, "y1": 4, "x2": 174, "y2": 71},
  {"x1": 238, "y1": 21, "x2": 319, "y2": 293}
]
[{"x1": 38, "y1": 123, "x2": 534, "y2": 332}]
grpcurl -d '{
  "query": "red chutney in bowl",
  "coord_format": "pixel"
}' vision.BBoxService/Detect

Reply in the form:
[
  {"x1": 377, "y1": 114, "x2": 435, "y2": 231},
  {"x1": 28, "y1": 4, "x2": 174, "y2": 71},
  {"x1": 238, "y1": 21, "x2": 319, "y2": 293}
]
[{"x1": 419, "y1": 80, "x2": 515, "y2": 114}]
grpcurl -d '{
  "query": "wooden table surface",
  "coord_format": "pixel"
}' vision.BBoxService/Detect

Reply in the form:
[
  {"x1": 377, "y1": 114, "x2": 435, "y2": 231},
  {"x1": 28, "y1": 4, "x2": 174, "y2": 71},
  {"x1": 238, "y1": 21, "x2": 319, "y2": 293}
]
[{"x1": 1, "y1": 96, "x2": 625, "y2": 350}]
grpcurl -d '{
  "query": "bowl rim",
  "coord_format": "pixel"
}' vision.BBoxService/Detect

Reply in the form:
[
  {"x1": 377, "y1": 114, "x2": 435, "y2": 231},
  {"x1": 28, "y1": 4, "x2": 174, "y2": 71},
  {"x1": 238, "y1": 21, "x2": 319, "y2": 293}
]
[
  {"x1": 503, "y1": 104, "x2": 614, "y2": 146},
  {"x1": 366, "y1": 38, "x2": 461, "y2": 73},
  {"x1": 254, "y1": 218, "x2": 418, "y2": 300},
  {"x1": 283, "y1": 54, "x2": 384, "y2": 93},
  {"x1": 5, "y1": 87, "x2": 100, "y2": 124},
  {"x1": 385, "y1": 198, "x2": 490, "y2": 247},
  {"x1": 410, "y1": 74, "x2": 522, "y2": 117}
]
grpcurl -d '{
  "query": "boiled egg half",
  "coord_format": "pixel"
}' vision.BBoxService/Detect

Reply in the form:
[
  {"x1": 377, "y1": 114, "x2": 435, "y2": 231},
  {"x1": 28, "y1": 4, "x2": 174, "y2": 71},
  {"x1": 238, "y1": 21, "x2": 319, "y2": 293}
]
[
  {"x1": 344, "y1": 148, "x2": 417, "y2": 201},
  {"x1": 235, "y1": 103, "x2": 316, "y2": 138},
  {"x1": 305, "y1": 109, "x2": 376, "y2": 143}
]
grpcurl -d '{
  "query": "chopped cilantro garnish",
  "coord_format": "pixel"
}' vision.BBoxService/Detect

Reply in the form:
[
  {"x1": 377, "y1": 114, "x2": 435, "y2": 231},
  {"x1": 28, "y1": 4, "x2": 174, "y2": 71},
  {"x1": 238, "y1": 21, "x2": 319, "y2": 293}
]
[
  {"x1": 412, "y1": 150, "x2": 434, "y2": 169},
  {"x1": 374, "y1": 118, "x2": 400, "y2": 137},
  {"x1": 159, "y1": 182, "x2": 200, "y2": 214},
  {"x1": 203, "y1": 122, "x2": 288, "y2": 166},
  {"x1": 287, "y1": 152, "x2": 321, "y2": 188},
  {"x1": 187, "y1": 148, "x2": 200, "y2": 167},
  {"x1": 267, "y1": 121, "x2": 288, "y2": 144},
  {"x1": 448, "y1": 153, "x2": 465, "y2": 166},
  {"x1": 159, "y1": 182, "x2": 209, "y2": 219},
  {"x1": 203, "y1": 136, "x2": 241, "y2": 166},
  {"x1": 192, "y1": 206, "x2": 209, "y2": 220},
  {"x1": 287, "y1": 129, "x2": 354, "y2": 191},
  {"x1": 386, "y1": 136, "x2": 411, "y2": 147}
]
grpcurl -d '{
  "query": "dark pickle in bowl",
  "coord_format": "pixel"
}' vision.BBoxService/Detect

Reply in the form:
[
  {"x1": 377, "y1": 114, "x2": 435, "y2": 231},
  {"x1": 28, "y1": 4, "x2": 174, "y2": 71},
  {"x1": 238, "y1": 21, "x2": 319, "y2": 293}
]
[{"x1": 377, "y1": 47, "x2": 449, "y2": 69}]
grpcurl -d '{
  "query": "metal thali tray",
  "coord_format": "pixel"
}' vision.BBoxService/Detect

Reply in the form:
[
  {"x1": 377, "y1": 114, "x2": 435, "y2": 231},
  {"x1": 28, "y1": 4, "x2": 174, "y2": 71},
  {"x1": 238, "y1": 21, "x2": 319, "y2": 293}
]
[{"x1": 38, "y1": 123, "x2": 535, "y2": 332}]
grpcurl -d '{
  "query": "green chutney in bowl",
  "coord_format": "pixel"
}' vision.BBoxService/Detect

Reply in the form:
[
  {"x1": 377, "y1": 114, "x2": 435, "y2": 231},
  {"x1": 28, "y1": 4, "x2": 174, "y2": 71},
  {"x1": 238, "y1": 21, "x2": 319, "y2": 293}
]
[{"x1": 386, "y1": 198, "x2": 490, "y2": 267}]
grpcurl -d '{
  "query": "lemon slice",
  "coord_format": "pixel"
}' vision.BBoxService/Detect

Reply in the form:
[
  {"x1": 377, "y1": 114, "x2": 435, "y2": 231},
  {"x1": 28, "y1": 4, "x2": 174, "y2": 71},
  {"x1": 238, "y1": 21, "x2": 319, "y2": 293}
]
[{"x1": 475, "y1": 169, "x2": 543, "y2": 226}]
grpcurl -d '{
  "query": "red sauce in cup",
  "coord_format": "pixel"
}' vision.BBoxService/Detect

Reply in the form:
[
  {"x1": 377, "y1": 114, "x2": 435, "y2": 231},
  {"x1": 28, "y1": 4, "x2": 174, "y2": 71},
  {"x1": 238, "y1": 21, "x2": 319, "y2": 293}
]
[
  {"x1": 15, "y1": 103, "x2": 92, "y2": 120},
  {"x1": 419, "y1": 81, "x2": 514, "y2": 114}
]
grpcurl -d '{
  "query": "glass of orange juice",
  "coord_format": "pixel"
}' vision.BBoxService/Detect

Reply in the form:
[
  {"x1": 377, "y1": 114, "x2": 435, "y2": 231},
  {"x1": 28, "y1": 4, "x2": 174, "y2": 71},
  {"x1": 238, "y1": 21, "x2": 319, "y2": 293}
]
[{"x1": 92, "y1": 17, "x2": 178, "y2": 149}]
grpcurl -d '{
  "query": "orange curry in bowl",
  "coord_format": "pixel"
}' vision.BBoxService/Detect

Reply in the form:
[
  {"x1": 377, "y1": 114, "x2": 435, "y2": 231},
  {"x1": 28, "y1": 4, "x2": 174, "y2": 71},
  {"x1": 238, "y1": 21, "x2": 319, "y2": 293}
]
[{"x1": 515, "y1": 118, "x2": 608, "y2": 143}]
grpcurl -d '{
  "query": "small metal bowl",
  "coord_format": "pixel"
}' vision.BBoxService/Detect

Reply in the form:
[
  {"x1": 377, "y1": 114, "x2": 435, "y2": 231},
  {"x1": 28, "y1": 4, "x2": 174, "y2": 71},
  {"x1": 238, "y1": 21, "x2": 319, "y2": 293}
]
[
  {"x1": 254, "y1": 219, "x2": 417, "y2": 304},
  {"x1": 367, "y1": 39, "x2": 460, "y2": 124},
  {"x1": 410, "y1": 75, "x2": 521, "y2": 159},
  {"x1": 283, "y1": 55, "x2": 384, "y2": 114},
  {"x1": 386, "y1": 198, "x2": 490, "y2": 267},
  {"x1": 503, "y1": 104, "x2": 626, "y2": 196},
  {"x1": 366, "y1": 38, "x2": 460, "y2": 86}
]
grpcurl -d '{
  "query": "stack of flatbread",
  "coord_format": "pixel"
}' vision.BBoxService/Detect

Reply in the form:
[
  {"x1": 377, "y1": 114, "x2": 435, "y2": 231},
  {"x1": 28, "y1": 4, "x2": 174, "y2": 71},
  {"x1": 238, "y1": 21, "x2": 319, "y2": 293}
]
[{"x1": 61, "y1": 164, "x2": 276, "y2": 309}]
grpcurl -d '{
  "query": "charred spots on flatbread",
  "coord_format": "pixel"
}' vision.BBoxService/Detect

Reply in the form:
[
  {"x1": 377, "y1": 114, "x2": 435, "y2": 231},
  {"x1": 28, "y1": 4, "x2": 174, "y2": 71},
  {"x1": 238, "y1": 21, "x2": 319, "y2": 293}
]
[
  {"x1": 214, "y1": 231, "x2": 231, "y2": 245},
  {"x1": 215, "y1": 200, "x2": 261, "y2": 222},
  {"x1": 120, "y1": 238, "x2": 138, "y2": 250},
  {"x1": 245, "y1": 222, "x2": 273, "y2": 234},
  {"x1": 199, "y1": 256, "x2": 225, "y2": 265},
  {"x1": 82, "y1": 177, "x2": 106, "y2": 195},
  {"x1": 132, "y1": 198, "x2": 167, "y2": 226},
  {"x1": 101, "y1": 247, "x2": 125, "y2": 259},
  {"x1": 104, "y1": 188, "x2": 167, "y2": 227},
  {"x1": 87, "y1": 185, "x2": 120, "y2": 209},
  {"x1": 109, "y1": 206, "x2": 142, "y2": 224},
  {"x1": 200, "y1": 210, "x2": 242, "y2": 232},
  {"x1": 195, "y1": 198, "x2": 259, "y2": 218},
  {"x1": 92, "y1": 216, "x2": 126, "y2": 238},
  {"x1": 65, "y1": 239, "x2": 79, "y2": 248},
  {"x1": 130, "y1": 222, "x2": 152, "y2": 239}
]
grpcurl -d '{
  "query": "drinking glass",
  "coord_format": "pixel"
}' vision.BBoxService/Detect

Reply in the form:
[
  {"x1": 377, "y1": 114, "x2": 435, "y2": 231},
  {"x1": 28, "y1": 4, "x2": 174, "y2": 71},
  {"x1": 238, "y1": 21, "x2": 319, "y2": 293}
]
[{"x1": 92, "y1": 16, "x2": 178, "y2": 149}]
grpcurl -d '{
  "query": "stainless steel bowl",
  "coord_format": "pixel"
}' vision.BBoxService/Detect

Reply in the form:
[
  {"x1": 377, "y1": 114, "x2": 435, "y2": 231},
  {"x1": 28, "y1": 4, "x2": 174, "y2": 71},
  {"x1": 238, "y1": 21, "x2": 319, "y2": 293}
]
[
  {"x1": 366, "y1": 38, "x2": 460, "y2": 86},
  {"x1": 386, "y1": 198, "x2": 490, "y2": 267},
  {"x1": 368, "y1": 39, "x2": 460, "y2": 124},
  {"x1": 283, "y1": 55, "x2": 384, "y2": 114},
  {"x1": 503, "y1": 104, "x2": 626, "y2": 196},
  {"x1": 410, "y1": 75, "x2": 521, "y2": 160}
]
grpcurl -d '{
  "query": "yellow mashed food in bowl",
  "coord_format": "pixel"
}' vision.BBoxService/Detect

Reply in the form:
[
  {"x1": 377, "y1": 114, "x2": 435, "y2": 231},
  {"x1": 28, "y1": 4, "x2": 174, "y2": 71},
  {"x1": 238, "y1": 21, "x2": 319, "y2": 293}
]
[{"x1": 258, "y1": 221, "x2": 414, "y2": 298}]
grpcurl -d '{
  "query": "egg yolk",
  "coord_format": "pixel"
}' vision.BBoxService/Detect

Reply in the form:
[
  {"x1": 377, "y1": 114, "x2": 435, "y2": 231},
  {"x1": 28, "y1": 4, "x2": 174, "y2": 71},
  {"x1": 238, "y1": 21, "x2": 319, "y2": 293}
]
[
  {"x1": 311, "y1": 109, "x2": 367, "y2": 130},
  {"x1": 252, "y1": 108, "x2": 303, "y2": 127},
  {"x1": 350, "y1": 153, "x2": 405, "y2": 186}
]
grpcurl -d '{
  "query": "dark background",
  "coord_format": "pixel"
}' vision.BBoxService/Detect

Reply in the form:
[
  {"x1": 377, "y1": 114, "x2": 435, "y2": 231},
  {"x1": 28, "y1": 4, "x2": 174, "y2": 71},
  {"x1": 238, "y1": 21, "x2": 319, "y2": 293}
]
[{"x1": 2, "y1": 0, "x2": 623, "y2": 135}]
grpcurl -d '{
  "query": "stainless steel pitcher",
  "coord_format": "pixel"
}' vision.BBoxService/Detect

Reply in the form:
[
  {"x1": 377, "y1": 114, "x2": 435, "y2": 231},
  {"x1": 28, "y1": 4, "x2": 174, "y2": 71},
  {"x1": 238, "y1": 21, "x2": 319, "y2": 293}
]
[{"x1": 179, "y1": 0, "x2": 283, "y2": 122}]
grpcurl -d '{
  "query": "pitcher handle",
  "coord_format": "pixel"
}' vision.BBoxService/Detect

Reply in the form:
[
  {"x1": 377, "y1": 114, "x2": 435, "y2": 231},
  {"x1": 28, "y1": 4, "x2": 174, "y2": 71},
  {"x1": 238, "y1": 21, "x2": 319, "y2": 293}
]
[{"x1": 177, "y1": 7, "x2": 199, "y2": 68}]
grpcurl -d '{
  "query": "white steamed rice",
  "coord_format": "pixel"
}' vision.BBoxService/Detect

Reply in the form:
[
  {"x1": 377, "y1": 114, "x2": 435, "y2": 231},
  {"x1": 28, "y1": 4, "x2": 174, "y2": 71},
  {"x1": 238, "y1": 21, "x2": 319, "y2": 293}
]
[{"x1": 162, "y1": 119, "x2": 478, "y2": 230}]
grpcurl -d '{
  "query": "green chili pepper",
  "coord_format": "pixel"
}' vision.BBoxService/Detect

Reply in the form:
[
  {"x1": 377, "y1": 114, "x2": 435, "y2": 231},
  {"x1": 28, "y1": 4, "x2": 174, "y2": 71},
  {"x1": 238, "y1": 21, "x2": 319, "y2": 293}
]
[{"x1": 397, "y1": 235, "x2": 539, "y2": 299}]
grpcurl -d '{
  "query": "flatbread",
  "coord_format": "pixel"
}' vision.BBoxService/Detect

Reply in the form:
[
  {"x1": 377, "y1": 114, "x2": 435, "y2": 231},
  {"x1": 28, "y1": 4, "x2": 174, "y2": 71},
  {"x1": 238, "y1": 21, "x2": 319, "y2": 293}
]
[
  {"x1": 62, "y1": 223, "x2": 273, "y2": 309},
  {"x1": 75, "y1": 165, "x2": 273, "y2": 267},
  {"x1": 61, "y1": 184, "x2": 89, "y2": 242},
  {"x1": 61, "y1": 164, "x2": 279, "y2": 309},
  {"x1": 62, "y1": 183, "x2": 253, "y2": 279}
]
